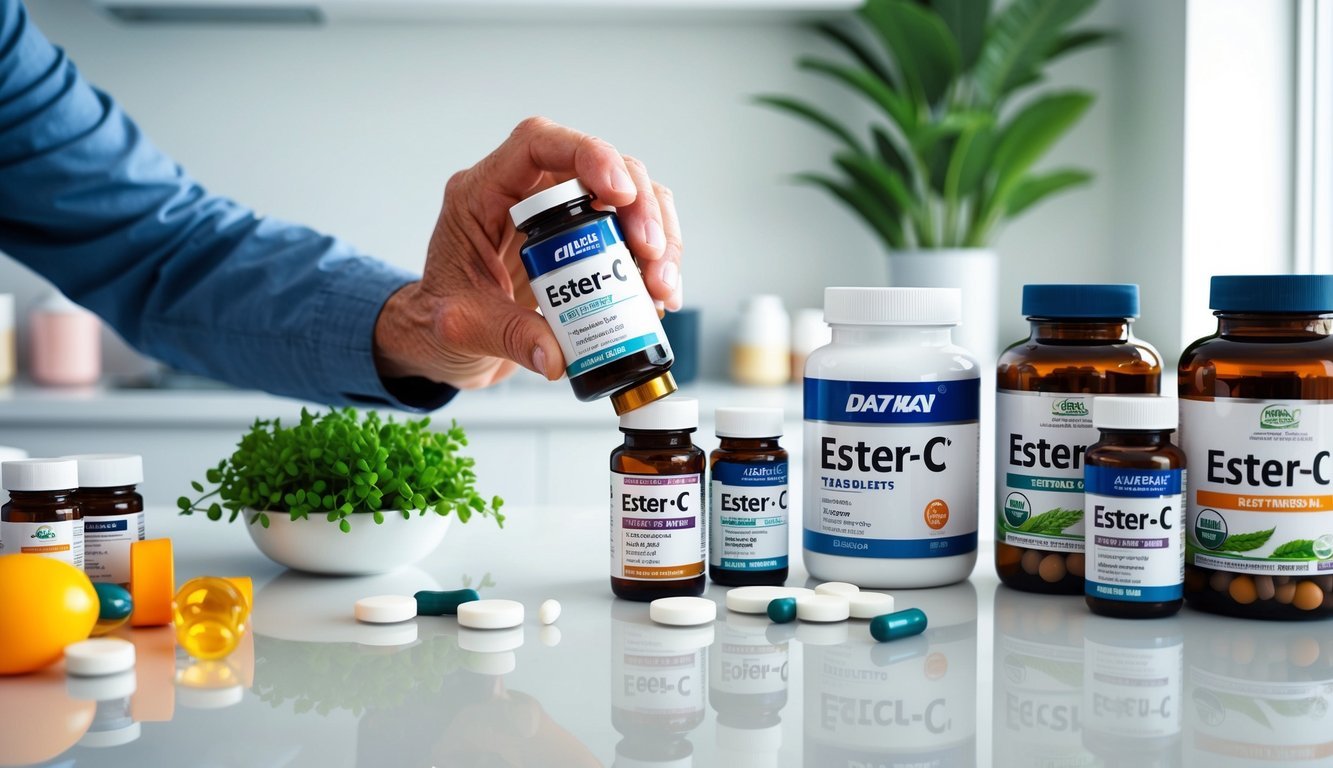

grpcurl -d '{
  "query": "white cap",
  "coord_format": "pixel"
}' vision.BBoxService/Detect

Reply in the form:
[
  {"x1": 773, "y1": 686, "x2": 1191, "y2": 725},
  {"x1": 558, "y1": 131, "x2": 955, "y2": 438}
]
[
  {"x1": 715, "y1": 406, "x2": 783, "y2": 438},
  {"x1": 1092, "y1": 396, "x2": 1178, "y2": 431},
  {"x1": 2, "y1": 458, "x2": 79, "y2": 491},
  {"x1": 64, "y1": 453, "x2": 143, "y2": 487},
  {"x1": 508, "y1": 179, "x2": 593, "y2": 228},
  {"x1": 823, "y1": 287, "x2": 961, "y2": 326},
  {"x1": 619, "y1": 395, "x2": 698, "y2": 432},
  {"x1": 736, "y1": 295, "x2": 791, "y2": 345}
]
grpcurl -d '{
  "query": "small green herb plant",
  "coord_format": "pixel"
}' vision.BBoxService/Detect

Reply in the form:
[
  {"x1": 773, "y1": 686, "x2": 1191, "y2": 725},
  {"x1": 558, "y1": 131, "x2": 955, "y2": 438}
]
[{"x1": 178, "y1": 408, "x2": 504, "y2": 533}]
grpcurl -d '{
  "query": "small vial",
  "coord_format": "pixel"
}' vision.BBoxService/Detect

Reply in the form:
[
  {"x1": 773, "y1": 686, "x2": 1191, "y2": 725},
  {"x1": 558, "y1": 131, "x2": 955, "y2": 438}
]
[
  {"x1": 172, "y1": 577, "x2": 250, "y2": 660},
  {"x1": 610, "y1": 396, "x2": 705, "y2": 601},
  {"x1": 709, "y1": 406, "x2": 789, "y2": 586},
  {"x1": 1084, "y1": 396, "x2": 1185, "y2": 619},
  {"x1": 0, "y1": 458, "x2": 83, "y2": 567},
  {"x1": 510, "y1": 179, "x2": 677, "y2": 414},
  {"x1": 66, "y1": 454, "x2": 144, "y2": 585}
]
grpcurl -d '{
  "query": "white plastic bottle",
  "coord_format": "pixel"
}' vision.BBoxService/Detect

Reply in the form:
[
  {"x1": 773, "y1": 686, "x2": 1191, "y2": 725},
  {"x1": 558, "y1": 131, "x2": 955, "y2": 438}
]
[
  {"x1": 731, "y1": 295, "x2": 791, "y2": 387},
  {"x1": 802, "y1": 287, "x2": 980, "y2": 588}
]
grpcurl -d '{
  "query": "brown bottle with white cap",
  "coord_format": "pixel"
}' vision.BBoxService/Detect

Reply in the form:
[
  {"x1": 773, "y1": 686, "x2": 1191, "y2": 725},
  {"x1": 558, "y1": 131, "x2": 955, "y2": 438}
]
[
  {"x1": 66, "y1": 453, "x2": 145, "y2": 585},
  {"x1": 1, "y1": 458, "x2": 83, "y2": 567}
]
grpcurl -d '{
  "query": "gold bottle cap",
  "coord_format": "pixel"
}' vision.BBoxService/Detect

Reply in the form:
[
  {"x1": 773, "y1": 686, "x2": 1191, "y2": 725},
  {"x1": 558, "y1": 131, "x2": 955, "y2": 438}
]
[{"x1": 610, "y1": 372, "x2": 678, "y2": 415}]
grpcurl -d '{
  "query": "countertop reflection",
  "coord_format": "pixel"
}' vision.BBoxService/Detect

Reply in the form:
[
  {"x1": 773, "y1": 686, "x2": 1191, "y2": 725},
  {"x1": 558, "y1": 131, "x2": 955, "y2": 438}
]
[{"x1": 5, "y1": 507, "x2": 1332, "y2": 767}]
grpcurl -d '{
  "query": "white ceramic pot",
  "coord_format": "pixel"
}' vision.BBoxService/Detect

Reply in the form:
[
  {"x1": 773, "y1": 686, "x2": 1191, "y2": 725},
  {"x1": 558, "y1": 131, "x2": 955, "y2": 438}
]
[
  {"x1": 245, "y1": 508, "x2": 450, "y2": 576},
  {"x1": 886, "y1": 248, "x2": 999, "y2": 366}
]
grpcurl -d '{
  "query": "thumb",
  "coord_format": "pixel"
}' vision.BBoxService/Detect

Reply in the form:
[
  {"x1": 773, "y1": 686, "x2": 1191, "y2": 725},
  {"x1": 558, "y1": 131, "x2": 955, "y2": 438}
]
[{"x1": 450, "y1": 301, "x2": 564, "y2": 381}]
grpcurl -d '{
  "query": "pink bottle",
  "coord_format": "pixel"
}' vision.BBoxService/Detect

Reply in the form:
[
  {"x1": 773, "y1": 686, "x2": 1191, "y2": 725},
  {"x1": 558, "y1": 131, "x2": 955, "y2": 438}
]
[{"x1": 29, "y1": 292, "x2": 101, "y2": 387}]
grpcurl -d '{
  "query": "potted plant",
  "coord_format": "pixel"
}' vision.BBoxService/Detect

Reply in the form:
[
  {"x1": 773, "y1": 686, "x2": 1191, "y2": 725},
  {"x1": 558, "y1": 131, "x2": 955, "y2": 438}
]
[
  {"x1": 178, "y1": 408, "x2": 504, "y2": 576},
  {"x1": 759, "y1": 0, "x2": 1106, "y2": 361}
]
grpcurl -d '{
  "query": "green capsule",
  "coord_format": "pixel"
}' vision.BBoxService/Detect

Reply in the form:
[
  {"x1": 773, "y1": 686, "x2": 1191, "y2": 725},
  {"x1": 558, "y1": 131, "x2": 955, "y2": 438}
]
[
  {"x1": 415, "y1": 588, "x2": 480, "y2": 616},
  {"x1": 869, "y1": 608, "x2": 927, "y2": 642},
  {"x1": 766, "y1": 597, "x2": 797, "y2": 624}
]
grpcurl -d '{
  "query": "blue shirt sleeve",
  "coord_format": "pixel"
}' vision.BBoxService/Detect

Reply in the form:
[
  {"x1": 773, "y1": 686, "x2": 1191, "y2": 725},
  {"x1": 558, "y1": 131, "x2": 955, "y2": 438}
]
[{"x1": 0, "y1": 0, "x2": 456, "y2": 411}]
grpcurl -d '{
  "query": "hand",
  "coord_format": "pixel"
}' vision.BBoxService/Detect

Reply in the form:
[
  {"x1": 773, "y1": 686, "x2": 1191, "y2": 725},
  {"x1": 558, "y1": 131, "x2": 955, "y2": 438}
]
[{"x1": 373, "y1": 117, "x2": 684, "y2": 390}]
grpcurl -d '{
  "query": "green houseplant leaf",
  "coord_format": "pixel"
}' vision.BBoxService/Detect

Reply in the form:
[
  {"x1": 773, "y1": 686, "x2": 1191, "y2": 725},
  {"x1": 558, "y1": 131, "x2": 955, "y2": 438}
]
[
  {"x1": 1004, "y1": 168, "x2": 1092, "y2": 217},
  {"x1": 795, "y1": 172, "x2": 906, "y2": 249},
  {"x1": 753, "y1": 95, "x2": 864, "y2": 153},
  {"x1": 972, "y1": 0, "x2": 1097, "y2": 106},
  {"x1": 798, "y1": 57, "x2": 918, "y2": 138},
  {"x1": 861, "y1": 0, "x2": 962, "y2": 109},
  {"x1": 932, "y1": 0, "x2": 992, "y2": 70}
]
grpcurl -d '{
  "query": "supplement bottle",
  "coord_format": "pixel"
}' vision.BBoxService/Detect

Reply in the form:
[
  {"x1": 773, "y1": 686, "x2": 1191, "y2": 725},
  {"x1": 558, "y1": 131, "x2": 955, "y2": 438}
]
[
  {"x1": 0, "y1": 458, "x2": 83, "y2": 567},
  {"x1": 709, "y1": 406, "x2": 788, "y2": 586},
  {"x1": 1083, "y1": 396, "x2": 1185, "y2": 619},
  {"x1": 1179, "y1": 274, "x2": 1333, "y2": 619},
  {"x1": 803, "y1": 286, "x2": 980, "y2": 588},
  {"x1": 510, "y1": 180, "x2": 676, "y2": 414},
  {"x1": 67, "y1": 453, "x2": 144, "y2": 585},
  {"x1": 610, "y1": 396, "x2": 706, "y2": 601},
  {"x1": 996, "y1": 284, "x2": 1161, "y2": 594}
]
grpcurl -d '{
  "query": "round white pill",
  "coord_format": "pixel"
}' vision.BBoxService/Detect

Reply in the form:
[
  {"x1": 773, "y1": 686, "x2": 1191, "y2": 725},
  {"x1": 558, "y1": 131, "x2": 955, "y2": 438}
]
[
  {"x1": 796, "y1": 594, "x2": 850, "y2": 623},
  {"x1": 458, "y1": 598, "x2": 525, "y2": 629},
  {"x1": 724, "y1": 586, "x2": 815, "y2": 614},
  {"x1": 814, "y1": 581, "x2": 860, "y2": 597},
  {"x1": 539, "y1": 599, "x2": 561, "y2": 625},
  {"x1": 354, "y1": 595, "x2": 417, "y2": 624},
  {"x1": 847, "y1": 591, "x2": 896, "y2": 619},
  {"x1": 649, "y1": 596, "x2": 717, "y2": 626},
  {"x1": 65, "y1": 638, "x2": 136, "y2": 677}
]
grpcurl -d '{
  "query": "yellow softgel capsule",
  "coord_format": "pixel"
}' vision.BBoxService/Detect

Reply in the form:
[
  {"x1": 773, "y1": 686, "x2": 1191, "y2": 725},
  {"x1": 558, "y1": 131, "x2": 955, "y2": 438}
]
[{"x1": 172, "y1": 577, "x2": 250, "y2": 660}]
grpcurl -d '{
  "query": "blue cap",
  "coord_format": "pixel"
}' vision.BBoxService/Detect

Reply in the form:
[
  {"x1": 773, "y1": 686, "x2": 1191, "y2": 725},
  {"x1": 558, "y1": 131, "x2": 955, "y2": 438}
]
[
  {"x1": 1210, "y1": 275, "x2": 1333, "y2": 313},
  {"x1": 1022, "y1": 284, "x2": 1139, "y2": 319}
]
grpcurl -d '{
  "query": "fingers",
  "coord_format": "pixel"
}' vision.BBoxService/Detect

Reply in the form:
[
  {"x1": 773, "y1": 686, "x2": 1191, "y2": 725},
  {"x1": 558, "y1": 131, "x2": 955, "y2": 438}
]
[
  {"x1": 652, "y1": 181, "x2": 684, "y2": 311},
  {"x1": 437, "y1": 299, "x2": 565, "y2": 384},
  {"x1": 480, "y1": 117, "x2": 637, "y2": 208}
]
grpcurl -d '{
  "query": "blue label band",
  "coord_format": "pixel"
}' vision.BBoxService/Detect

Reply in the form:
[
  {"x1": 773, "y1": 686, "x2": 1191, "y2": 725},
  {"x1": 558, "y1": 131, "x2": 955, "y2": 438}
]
[
  {"x1": 565, "y1": 332, "x2": 659, "y2": 377},
  {"x1": 720, "y1": 556, "x2": 788, "y2": 571},
  {"x1": 520, "y1": 217, "x2": 623, "y2": 279},
  {"x1": 84, "y1": 520, "x2": 128, "y2": 532},
  {"x1": 804, "y1": 378, "x2": 981, "y2": 424},
  {"x1": 804, "y1": 529, "x2": 977, "y2": 558},
  {"x1": 1085, "y1": 466, "x2": 1183, "y2": 497},
  {"x1": 1086, "y1": 580, "x2": 1182, "y2": 602},
  {"x1": 713, "y1": 461, "x2": 788, "y2": 486}
]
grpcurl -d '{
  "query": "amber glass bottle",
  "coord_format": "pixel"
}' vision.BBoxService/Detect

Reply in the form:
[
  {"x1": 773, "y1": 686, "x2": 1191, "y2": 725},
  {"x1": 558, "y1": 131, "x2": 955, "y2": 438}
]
[
  {"x1": 0, "y1": 458, "x2": 83, "y2": 567},
  {"x1": 68, "y1": 453, "x2": 144, "y2": 585},
  {"x1": 709, "y1": 407, "x2": 788, "y2": 587},
  {"x1": 997, "y1": 285, "x2": 1161, "y2": 594},
  {"x1": 1179, "y1": 275, "x2": 1333, "y2": 620},
  {"x1": 610, "y1": 397, "x2": 706, "y2": 601}
]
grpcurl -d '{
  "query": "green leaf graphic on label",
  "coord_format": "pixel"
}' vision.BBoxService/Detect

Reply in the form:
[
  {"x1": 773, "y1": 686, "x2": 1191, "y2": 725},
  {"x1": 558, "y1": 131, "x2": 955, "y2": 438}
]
[
  {"x1": 1050, "y1": 397, "x2": 1089, "y2": 417},
  {"x1": 1016, "y1": 508, "x2": 1082, "y2": 534},
  {"x1": 1211, "y1": 691, "x2": 1272, "y2": 729},
  {"x1": 1217, "y1": 528, "x2": 1276, "y2": 553},
  {"x1": 1271, "y1": 539, "x2": 1317, "y2": 559},
  {"x1": 1259, "y1": 404, "x2": 1300, "y2": 430}
]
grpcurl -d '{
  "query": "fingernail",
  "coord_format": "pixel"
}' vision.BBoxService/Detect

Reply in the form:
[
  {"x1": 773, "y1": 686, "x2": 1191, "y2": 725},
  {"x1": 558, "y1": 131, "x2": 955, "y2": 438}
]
[
  {"x1": 644, "y1": 219, "x2": 665, "y2": 252},
  {"x1": 611, "y1": 167, "x2": 634, "y2": 195},
  {"x1": 660, "y1": 260, "x2": 679, "y2": 291},
  {"x1": 531, "y1": 346, "x2": 547, "y2": 377}
]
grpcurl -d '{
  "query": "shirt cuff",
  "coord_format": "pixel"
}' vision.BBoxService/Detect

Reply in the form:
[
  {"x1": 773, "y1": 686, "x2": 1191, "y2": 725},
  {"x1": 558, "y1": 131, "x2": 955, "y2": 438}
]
[{"x1": 310, "y1": 258, "x2": 457, "y2": 412}]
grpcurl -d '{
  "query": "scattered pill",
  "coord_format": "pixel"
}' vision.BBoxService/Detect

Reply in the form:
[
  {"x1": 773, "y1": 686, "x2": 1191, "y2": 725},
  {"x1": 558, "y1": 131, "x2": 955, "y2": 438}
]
[
  {"x1": 174, "y1": 577, "x2": 250, "y2": 660},
  {"x1": 415, "y1": 588, "x2": 480, "y2": 616},
  {"x1": 91, "y1": 583, "x2": 134, "y2": 637},
  {"x1": 1037, "y1": 554, "x2": 1067, "y2": 583},
  {"x1": 724, "y1": 586, "x2": 814, "y2": 614},
  {"x1": 870, "y1": 608, "x2": 928, "y2": 643},
  {"x1": 650, "y1": 596, "x2": 717, "y2": 627},
  {"x1": 355, "y1": 595, "x2": 417, "y2": 624},
  {"x1": 539, "y1": 599, "x2": 561, "y2": 625},
  {"x1": 458, "y1": 599, "x2": 525, "y2": 629},
  {"x1": 766, "y1": 597, "x2": 797, "y2": 624},
  {"x1": 1294, "y1": 581, "x2": 1324, "y2": 611},
  {"x1": 129, "y1": 539, "x2": 174, "y2": 628},
  {"x1": 1228, "y1": 575, "x2": 1258, "y2": 605},
  {"x1": 1020, "y1": 549, "x2": 1042, "y2": 575},
  {"x1": 65, "y1": 638, "x2": 136, "y2": 677},
  {"x1": 796, "y1": 594, "x2": 849, "y2": 623},
  {"x1": 847, "y1": 591, "x2": 895, "y2": 619},
  {"x1": 814, "y1": 582, "x2": 859, "y2": 597}
]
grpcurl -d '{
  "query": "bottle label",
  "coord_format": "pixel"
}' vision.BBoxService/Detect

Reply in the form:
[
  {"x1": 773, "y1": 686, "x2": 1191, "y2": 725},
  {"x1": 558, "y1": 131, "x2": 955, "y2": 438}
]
[
  {"x1": 1084, "y1": 466, "x2": 1185, "y2": 602},
  {"x1": 1180, "y1": 398, "x2": 1333, "y2": 575},
  {"x1": 521, "y1": 216, "x2": 671, "y2": 379},
  {"x1": 1084, "y1": 637, "x2": 1182, "y2": 741},
  {"x1": 803, "y1": 377, "x2": 979, "y2": 558},
  {"x1": 996, "y1": 390, "x2": 1103, "y2": 553},
  {"x1": 611, "y1": 471, "x2": 704, "y2": 581},
  {"x1": 0, "y1": 518, "x2": 83, "y2": 567},
  {"x1": 83, "y1": 512, "x2": 145, "y2": 584},
  {"x1": 709, "y1": 460, "x2": 788, "y2": 571},
  {"x1": 710, "y1": 627, "x2": 788, "y2": 697}
]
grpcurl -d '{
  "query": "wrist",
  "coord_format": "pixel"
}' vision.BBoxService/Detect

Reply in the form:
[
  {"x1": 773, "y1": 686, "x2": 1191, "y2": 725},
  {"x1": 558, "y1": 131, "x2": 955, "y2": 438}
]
[{"x1": 373, "y1": 281, "x2": 436, "y2": 380}]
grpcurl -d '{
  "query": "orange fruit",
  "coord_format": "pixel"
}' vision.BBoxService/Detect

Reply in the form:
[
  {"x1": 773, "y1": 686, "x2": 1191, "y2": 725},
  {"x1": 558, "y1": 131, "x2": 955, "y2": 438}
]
[{"x1": 0, "y1": 554, "x2": 98, "y2": 675}]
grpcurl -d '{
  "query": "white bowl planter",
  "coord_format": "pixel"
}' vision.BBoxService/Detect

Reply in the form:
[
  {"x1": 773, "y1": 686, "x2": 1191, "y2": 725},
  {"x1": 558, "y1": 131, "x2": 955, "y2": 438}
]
[{"x1": 245, "y1": 508, "x2": 450, "y2": 576}]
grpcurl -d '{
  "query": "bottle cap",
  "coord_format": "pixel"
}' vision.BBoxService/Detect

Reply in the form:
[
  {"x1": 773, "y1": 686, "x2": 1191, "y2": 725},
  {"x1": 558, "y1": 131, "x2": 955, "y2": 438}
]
[
  {"x1": 508, "y1": 179, "x2": 593, "y2": 229},
  {"x1": 64, "y1": 453, "x2": 144, "y2": 487},
  {"x1": 822, "y1": 287, "x2": 960, "y2": 326},
  {"x1": 2, "y1": 458, "x2": 78, "y2": 491},
  {"x1": 1092, "y1": 396, "x2": 1178, "y2": 431},
  {"x1": 618, "y1": 394, "x2": 697, "y2": 432},
  {"x1": 1210, "y1": 274, "x2": 1333, "y2": 313},
  {"x1": 610, "y1": 371, "x2": 678, "y2": 416},
  {"x1": 715, "y1": 406, "x2": 783, "y2": 438},
  {"x1": 1022, "y1": 284, "x2": 1140, "y2": 319}
]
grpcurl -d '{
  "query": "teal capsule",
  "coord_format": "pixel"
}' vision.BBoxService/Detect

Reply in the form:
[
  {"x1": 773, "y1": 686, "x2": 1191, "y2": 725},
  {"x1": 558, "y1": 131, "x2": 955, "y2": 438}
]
[
  {"x1": 869, "y1": 608, "x2": 927, "y2": 642},
  {"x1": 94, "y1": 582, "x2": 134, "y2": 620},
  {"x1": 415, "y1": 588, "x2": 480, "y2": 616},
  {"x1": 766, "y1": 597, "x2": 797, "y2": 624}
]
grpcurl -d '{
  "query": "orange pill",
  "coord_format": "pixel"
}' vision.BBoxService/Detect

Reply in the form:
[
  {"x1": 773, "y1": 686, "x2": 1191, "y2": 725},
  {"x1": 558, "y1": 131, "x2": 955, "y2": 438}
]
[
  {"x1": 1065, "y1": 553, "x2": 1085, "y2": 577},
  {"x1": 1294, "y1": 580, "x2": 1325, "y2": 611},
  {"x1": 1021, "y1": 549, "x2": 1043, "y2": 576},
  {"x1": 1229, "y1": 575, "x2": 1258, "y2": 605},
  {"x1": 1038, "y1": 554, "x2": 1067, "y2": 583}
]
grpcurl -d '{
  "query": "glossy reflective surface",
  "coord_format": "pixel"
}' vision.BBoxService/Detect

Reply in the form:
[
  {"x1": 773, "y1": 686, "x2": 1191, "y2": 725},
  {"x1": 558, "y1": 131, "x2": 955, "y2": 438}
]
[{"x1": 5, "y1": 507, "x2": 1332, "y2": 767}]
